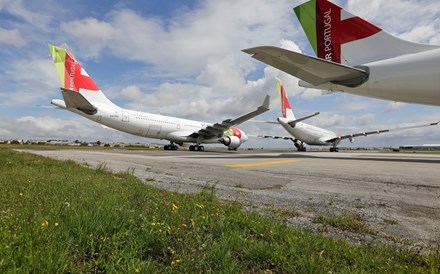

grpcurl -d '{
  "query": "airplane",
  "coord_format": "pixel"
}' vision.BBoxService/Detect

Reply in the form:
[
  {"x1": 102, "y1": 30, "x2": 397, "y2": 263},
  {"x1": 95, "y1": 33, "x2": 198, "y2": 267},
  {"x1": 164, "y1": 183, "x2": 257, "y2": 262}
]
[
  {"x1": 243, "y1": 0, "x2": 440, "y2": 106},
  {"x1": 48, "y1": 44, "x2": 270, "y2": 151},
  {"x1": 258, "y1": 79, "x2": 439, "y2": 152}
]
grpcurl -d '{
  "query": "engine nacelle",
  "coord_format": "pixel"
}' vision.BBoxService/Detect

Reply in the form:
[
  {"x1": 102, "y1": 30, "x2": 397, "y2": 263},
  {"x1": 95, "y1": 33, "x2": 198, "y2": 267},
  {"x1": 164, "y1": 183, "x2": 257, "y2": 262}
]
[{"x1": 218, "y1": 135, "x2": 241, "y2": 149}]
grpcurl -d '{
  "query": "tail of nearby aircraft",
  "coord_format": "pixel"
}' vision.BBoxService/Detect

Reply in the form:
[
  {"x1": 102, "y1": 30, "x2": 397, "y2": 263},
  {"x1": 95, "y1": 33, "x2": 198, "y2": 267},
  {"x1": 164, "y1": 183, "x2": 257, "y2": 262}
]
[
  {"x1": 276, "y1": 79, "x2": 320, "y2": 126},
  {"x1": 276, "y1": 78, "x2": 295, "y2": 120},
  {"x1": 48, "y1": 44, "x2": 118, "y2": 110},
  {"x1": 294, "y1": 0, "x2": 438, "y2": 66}
]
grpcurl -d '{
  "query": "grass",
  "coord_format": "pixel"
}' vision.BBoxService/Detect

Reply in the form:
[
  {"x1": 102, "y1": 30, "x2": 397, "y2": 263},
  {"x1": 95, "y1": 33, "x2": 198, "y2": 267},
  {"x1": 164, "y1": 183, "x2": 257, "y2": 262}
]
[
  {"x1": 312, "y1": 212, "x2": 375, "y2": 235},
  {"x1": 1, "y1": 148, "x2": 439, "y2": 273}
]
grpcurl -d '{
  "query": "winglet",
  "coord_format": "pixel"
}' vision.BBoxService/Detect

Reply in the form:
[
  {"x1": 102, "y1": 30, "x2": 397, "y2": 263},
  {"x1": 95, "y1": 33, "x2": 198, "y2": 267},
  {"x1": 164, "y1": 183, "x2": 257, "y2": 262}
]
[
  {"x1": 229, "y1": 95, "x2": 270, "y2": 125},
  {"x1": 261, "y1": 94, "x2": 270, "y2": 111}
]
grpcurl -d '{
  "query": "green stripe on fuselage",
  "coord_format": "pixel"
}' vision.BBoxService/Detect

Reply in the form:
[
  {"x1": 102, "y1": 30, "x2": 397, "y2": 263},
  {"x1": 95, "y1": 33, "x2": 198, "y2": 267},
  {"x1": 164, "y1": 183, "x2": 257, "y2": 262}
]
[{"x1": 294, "y1": 0, "x2": 317, "y2": 55}]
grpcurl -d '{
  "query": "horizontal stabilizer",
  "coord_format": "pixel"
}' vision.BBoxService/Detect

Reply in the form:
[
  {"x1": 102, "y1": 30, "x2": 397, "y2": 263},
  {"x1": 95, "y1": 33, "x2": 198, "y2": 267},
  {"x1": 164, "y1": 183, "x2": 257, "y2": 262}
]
[
  {"x1": 61, "y1": 88, "x2": 97, "y2": 115},
  {"x1": 243, "y1": 46, "x2": 368, "y2": 86},
  {"x1": 287, "y1": 112, "x2": 320, "y2": 127}
]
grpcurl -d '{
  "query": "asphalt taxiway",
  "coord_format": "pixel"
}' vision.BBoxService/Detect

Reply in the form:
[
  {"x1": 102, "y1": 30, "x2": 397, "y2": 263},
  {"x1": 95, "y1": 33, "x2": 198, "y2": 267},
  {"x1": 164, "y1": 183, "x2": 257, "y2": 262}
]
[{"x1": 25, "y1": 148, "x2": 440, "y2": 250}]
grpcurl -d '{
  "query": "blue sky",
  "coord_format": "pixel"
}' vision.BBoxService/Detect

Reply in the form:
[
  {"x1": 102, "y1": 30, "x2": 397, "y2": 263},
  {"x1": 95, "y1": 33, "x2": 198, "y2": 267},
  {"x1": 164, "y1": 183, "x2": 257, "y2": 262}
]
[{"x1": 0, "y1": 0, "x2": 439, "y2": 148}]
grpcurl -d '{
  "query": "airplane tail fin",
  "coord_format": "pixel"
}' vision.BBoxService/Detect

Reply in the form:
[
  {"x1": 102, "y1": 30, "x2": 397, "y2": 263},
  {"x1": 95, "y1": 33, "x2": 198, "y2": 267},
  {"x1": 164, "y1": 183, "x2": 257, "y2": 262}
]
[
  {"x1": 276, "y1": 78, "x2": 295, "y2": 120},
  {"x1": 294, "y1": 0, "x2": 438, "y2": 66},
  {"x1": 48, "y1": 44, "x2": 117, "y2": 108}
]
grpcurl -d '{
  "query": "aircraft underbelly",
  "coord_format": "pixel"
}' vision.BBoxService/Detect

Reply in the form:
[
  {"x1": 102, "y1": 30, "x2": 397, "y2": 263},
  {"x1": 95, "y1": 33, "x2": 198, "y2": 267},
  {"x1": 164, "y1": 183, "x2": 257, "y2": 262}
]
[
  {"x1": 349, "y1": 51, "x2": 440, "y2": 105},
  {"x1": 285, "y1": 125, "x2": 327, "y2": 146}
]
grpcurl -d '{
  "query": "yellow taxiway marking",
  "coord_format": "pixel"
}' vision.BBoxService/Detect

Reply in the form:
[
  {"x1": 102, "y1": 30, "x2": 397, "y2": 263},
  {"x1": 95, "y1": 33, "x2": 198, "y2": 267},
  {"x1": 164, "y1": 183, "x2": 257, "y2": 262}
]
[{"x1": 226, "y1": 159, "x2": 300, "y2": 168}]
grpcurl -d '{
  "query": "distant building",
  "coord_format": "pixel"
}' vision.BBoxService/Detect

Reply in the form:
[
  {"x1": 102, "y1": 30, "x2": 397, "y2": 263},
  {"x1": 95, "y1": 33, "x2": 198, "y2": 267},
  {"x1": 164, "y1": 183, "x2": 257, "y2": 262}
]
[{"x1": 399, "y1": 144, "x2": 440, "y2": 150}]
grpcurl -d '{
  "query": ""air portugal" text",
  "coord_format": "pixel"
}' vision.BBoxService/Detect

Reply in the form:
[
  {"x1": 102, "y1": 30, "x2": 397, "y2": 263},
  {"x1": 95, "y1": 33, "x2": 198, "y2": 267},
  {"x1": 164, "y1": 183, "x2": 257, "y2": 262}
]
[{"x1": 323, "y1": 8, "x2": 332, "y2": 61}]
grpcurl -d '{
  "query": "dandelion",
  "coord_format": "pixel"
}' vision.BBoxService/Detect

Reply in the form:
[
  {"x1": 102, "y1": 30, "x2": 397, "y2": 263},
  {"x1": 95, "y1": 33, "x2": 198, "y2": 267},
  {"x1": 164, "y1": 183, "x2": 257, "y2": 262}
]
[
  {"x1": 171, "y1": 203, "x2": 178, "y2": 212},
  {"x1": 41, "y1": 220, "x2": 49, "y2": 228},
  {"x1": 191, "y1": 219, "x2": 195, "y2": 226},
  {"x1": 135, "y1": 268, "x2": 140, "y2": 273},
  {"x1": 172, "y1": 259, "x2": 182, "y2": 265},
  {"x1": 19, "y1": 192, "x2": 23, "y2": 197},
  {"x1": 54, "y1": 222, "x2": 59, "y2": 227},
  {"x1": 195, "y1": 203, "x2": 204, "y2": 209},
  {"x1": 181, "y1": 223, "x2": 187, "y2": 228}
]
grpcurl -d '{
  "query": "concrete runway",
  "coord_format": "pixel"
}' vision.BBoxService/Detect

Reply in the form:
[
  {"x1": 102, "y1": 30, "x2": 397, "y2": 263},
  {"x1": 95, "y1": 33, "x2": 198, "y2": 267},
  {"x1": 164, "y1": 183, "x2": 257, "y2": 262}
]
[{"x1": 26, "y1": 148, "x2": 440, "y2": 250}]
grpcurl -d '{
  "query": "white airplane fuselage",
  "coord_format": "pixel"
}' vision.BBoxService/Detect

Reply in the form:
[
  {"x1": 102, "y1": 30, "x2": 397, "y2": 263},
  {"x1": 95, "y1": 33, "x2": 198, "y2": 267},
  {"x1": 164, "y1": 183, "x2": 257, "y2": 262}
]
[
  {"x1": 53, "y1": 100, "x2": 246, "y2": 145},
  {"x1": 278, "y1": 118, "x2": 339, "y2": 146},
  {"x1": 302, "y1": 48, "x2": 440, "y2": 106}
]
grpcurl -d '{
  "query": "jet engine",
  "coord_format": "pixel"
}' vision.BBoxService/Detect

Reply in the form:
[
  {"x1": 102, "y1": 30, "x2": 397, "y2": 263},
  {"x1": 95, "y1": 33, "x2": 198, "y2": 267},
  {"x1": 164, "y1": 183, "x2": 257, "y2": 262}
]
[{"x1": 219, "y1": 136, "x2": 241, "y2": 150}]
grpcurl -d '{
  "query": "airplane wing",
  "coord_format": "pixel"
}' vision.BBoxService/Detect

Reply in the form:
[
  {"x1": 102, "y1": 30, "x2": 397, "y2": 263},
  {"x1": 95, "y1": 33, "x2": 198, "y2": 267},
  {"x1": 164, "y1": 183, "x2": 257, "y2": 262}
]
[
  {"x1": 242, "y1": 46, "x2": 368, "y2": 87},
  {"x1": 325, "y1": 121, "x2": 440, "y2": 143},
  {"x1": 60, "y1": 88, "x2": 97, "y2": 115},
  {"x1": 191, "y1": 95, "x2": 270, "y2": 138}
]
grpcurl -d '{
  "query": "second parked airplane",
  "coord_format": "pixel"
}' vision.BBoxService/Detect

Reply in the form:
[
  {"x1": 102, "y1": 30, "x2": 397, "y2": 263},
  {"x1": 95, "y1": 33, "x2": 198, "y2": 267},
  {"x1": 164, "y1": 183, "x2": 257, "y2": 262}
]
[
  {"x1": 259, "y1": 79, "x2": 438, "y2": 152},
  {"x1": 48, "y1": 44, "x2": 269, "y2": 151}
]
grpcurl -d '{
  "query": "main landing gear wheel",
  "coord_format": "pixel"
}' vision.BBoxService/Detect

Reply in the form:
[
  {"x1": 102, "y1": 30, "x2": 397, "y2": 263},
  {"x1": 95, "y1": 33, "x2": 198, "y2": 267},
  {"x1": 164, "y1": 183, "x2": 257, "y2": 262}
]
[
  {"x1": 189, "y1": 145, "x2": 204, "y2": 151},
  {"x1": 329, "y1": 147, "x2": 339, "y2": 152},
  {"x1": 164, "y1": 144, "x2": 178, "y2": 150},
  {"x1": 293, "y1": 140, "x2": 306, "y2": 151}
]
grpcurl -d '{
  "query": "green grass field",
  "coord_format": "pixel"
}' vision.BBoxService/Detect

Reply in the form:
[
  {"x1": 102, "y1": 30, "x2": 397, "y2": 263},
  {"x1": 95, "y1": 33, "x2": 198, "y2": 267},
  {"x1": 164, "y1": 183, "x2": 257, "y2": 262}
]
[{"x1": 1, "y1": 148, "x2": 438, "y2": 273}]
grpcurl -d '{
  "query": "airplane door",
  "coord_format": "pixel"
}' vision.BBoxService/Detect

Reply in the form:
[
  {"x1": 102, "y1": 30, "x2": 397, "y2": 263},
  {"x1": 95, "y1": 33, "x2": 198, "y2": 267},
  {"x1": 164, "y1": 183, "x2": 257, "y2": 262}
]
[{"x1": 122, "y1": 111, "x2": 129, "y2": 122}]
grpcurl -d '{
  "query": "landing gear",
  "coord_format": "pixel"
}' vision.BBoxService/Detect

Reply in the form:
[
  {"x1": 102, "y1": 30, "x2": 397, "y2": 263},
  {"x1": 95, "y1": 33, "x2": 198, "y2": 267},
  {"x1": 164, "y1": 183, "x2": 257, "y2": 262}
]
[
  {"x1": 329, "y1": 147, "x2": 339, "y2": 152},
  {"x1": 292, "y1": 139, "x2": 306, "y2": 152},
  {"x1": 164, "y1": 143, "x2": 178, "y2": 150},
  {"x1": 189, "y1": 144, "x2": 204, "y2": 151}
]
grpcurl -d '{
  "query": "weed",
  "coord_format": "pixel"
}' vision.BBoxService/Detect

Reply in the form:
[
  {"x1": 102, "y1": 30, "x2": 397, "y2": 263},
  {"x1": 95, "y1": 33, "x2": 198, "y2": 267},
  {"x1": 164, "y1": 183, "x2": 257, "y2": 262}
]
[{"x1": 312, "y1": 212, "x2": 375, "y2": 234}]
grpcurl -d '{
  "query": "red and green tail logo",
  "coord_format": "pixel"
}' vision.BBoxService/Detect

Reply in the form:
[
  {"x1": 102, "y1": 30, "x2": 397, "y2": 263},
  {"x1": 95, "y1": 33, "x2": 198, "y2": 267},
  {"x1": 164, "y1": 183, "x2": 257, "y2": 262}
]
[
  {"x1": 48, "y1": 44, "x2": 99, "y2": 92},
  {"x1": 276, "y1": 79, "x2": 291, "y2": 119},
  {"x1": 294, "y1": 0, "x2": 381, "y2": 63}
]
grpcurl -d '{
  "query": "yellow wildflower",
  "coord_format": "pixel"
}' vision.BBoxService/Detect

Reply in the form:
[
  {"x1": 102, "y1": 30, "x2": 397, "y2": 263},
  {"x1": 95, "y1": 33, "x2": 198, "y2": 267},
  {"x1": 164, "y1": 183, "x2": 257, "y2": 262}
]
[
  {"x1": 19, "y1": 192, "x2": 23, "y2": 196},
  {"x1": 135, "y1": 268, "x2": 140, "y2": 273},
  {"x1": 171, "y1": 203, "x2": 178, "y2": 212},
  {"x1": 41, "y1": 220, "x2": 49, "y2": 228},
  {"x1": 195, "y1": 203, "x2": 204, "y2": 209},
  {"x1": 181, "y1": 223, "x2": 187, "y2": 228},
  {"x1": 54, "y1": 222, "x2": 59, "y2": 227}
]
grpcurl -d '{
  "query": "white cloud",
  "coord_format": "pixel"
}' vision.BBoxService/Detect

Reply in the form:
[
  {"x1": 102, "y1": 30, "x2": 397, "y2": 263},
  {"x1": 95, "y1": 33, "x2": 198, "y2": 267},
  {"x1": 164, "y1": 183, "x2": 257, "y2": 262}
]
[
  {"x1": 61, "y1": 0, "x2": 294, "y2": 75},
  {"x1": 0, "y1": 28, "x2": 27, "y2": 47},
  {"x1": 0, "y1": 0, "x2": 52, "y2": 30},
  {"x1": 385, "y1": 102, "x2": 407, "y2": 113},
  {"x1": 347, "y1": 0, "x2": 440, "y2": 44}
]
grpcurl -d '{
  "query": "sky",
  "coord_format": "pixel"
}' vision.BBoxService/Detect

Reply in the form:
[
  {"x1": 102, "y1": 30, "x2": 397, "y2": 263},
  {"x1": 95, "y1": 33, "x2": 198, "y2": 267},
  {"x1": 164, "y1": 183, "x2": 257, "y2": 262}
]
[{"x1": 0, "y1": 0, "x2": 439, "y2": 149}]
